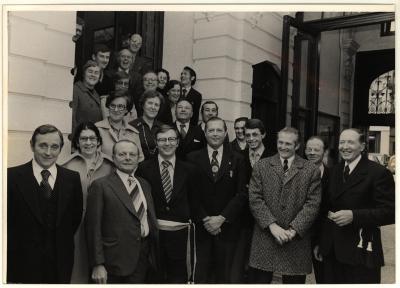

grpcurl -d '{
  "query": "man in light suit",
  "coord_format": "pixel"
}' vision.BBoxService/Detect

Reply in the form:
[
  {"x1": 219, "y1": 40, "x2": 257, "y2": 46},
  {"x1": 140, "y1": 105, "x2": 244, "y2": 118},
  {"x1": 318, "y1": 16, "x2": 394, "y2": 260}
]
[
  {"x1": 187, "y1": 117, "x2": 247, "y2": 283},
  {"x1": 7, "y1": 124, "x2": 83, "y2": 283},
  {"x1": 318, "y1": 129, "x2": 395, "y2": 283},
  {"x1": 248, "y1": 127, "x2": 321, "y2": 284},
  {"x1": 136, "y1": 124, "x2": 198, "y2": 283},
  {"x1": 304, "y1": 136, "x2": 330, "y2": 283},
  {"x1": 180, "y1": 66, "x2": 202, "y2": 125},
  {"x1": 86, "y1": 140, "x2": 158, "y2": 284}
]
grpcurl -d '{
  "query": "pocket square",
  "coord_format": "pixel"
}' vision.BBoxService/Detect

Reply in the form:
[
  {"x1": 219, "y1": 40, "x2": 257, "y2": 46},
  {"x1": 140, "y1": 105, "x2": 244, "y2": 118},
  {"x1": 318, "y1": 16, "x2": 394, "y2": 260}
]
[{"x1": 194, "y1": 139, "x2": 200, "y2": 143}]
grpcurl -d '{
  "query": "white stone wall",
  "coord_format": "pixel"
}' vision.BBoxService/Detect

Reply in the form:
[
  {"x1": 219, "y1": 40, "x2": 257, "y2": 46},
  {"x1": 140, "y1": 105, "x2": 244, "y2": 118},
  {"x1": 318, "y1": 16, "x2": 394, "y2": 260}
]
[{"x1": 7, "y1": 11, "x2": 76, "y2": 167}]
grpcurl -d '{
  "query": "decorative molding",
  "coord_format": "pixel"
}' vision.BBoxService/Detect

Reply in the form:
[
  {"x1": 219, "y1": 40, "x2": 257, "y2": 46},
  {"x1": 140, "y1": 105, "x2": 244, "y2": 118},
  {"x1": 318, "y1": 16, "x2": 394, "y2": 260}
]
[{"x1": 342, "y1": 39, "x2": 360, "y2": 81}]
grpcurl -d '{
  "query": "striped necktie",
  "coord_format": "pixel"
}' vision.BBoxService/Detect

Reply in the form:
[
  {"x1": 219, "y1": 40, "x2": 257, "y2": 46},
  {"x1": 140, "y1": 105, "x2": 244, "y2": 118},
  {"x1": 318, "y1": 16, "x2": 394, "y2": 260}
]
[
  {"x1": 161, "y1": 161, "x2": 173, "y2": 202},
  {"x1": 128, "y1": 176, "x2": 145, "y2": 223}
]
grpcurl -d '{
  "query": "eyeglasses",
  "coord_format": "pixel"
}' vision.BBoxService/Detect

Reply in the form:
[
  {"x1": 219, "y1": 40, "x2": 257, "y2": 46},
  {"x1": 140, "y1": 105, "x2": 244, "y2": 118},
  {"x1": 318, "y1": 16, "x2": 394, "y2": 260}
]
[
  {"x1": 116, "y1": 80, "x2": 129, "y2": 88},
  {"x1": 109, "y1": 104, "x2": 127, "y2": 111},
  {"x1": 79, "y1": 136, "x2": 98, "y2": 142},
  {"x1": 157, "y1": 137, "x2": 178, "y2": 145}
]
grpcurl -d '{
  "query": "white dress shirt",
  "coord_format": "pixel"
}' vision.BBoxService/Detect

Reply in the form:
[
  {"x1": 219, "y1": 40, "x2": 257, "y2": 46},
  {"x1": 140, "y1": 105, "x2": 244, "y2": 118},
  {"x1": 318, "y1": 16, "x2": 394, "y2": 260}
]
[
  {"x1": 176, "y1": 120, "x2": 190, "y2": 134},
  {"x1": 116, "y1": 169, "x2": 149, "y2": 237},
  {"x1": 345, "y1": 154, "x2": 362, "y2": 174},
  {"x1": 32, "y1": 159, "x2": 57, "y2": 189},
  {"x1": 207, "y1": 144, "x2": 223, "y2": 164},
  {"x1": 280, "y1": 154, "x2": 295, "y2": 170}
]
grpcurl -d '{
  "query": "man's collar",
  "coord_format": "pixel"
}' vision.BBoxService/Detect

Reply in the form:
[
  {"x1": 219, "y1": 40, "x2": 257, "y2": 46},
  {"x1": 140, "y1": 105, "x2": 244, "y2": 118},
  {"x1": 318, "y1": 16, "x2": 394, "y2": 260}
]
[
  {"x1": 280, "y1": 154, "x2": 295, "y2": 166},
  {"x1": 176, "y1": 120, "x2": 189, "y2": 127},
  {"x1": 250, "y1": 144, "x2": 265, "y2": 156},
  {"x1": 345, "y1": 154, "x2": 362, "y2": 172},
  {"x1": 32, "y1": 158, "x2": 57, "y2": 177},
  {"x1": 158, "y1": 154, "x2": 176, "y2": 168},
  {"x1": 207, "y1": 144, "x2": 223, "y2": 156},
  {"x1": 116, "y1": 168, "x2": 135, "y2": 179}
]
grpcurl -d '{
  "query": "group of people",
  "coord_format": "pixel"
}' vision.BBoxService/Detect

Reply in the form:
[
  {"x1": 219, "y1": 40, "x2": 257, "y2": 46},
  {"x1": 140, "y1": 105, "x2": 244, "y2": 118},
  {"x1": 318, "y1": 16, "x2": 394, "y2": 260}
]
[{"x1": 7, "y1": 32, "x2": 395, "y2": 285}]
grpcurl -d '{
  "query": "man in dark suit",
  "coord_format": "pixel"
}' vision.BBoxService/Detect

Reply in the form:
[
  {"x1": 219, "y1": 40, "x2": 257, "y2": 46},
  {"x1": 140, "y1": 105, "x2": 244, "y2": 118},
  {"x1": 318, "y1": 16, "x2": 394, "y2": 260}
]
[
  {"x1": 136, "y1": 124, "x2": 197, "y2": 283},
  {"x1": 187, "y1": 117, "x2": 247, "y2": 283},
  {"x1": 180, "y1": 66, "x2": 202, "y2": 125},
  {"x1": 230, "y1": 117, "x2": 248, "y2": 155},
  {"x1": 7, "y1": 124, "x2": 83, "y2": 283},
  {"x1": 198, "y1": 101, "x2": 229, "y2": 144},
  {"x1": 86, "y1": 140, "x2": 159, "y2": 284},
  {"x1": 304, "y1": 136, "x2": 329, "y2": 284},
  {"x1": 318, "y1": 128, "x2": 395, "y2": 283},
  {"x1": 231, "y1": 118, "x2": 271, "y2": 283},
  {"x1": 174, "y1": 99, "x2": 206, "y2": 159},
  {"x1": 128, "y1": 33, "x2": 153, "y2": 76}
]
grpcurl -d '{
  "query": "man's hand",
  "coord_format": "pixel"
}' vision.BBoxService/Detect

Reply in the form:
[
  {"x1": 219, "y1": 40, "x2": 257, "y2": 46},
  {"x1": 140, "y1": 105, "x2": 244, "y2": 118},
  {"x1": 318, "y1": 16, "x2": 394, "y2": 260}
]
[
  {"x1": 92, "y1": 264, "x2": 107, "y2": 284},
  {"x1": 313, "y1": 245, "x2": 323, "y2": 262},
  {"x1": 328, "y1": 210, "x2": 353, "y2": 226},
  {"x1": 203, "y1": 215, "x2": 225, "y2": 235},
  {"x1": 287, "y1": 227, "x2": 297, "y2": 240},
  {"x1": 269, "y1": 223, "x2": 292, "y2": 245}
]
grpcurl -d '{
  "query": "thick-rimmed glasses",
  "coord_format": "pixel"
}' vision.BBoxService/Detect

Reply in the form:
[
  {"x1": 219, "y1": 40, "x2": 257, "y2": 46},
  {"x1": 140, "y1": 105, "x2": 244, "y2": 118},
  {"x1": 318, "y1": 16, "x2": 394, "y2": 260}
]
[
  {"x1": 79, "y1": 136, "x2": 98, "y2": 142},
  {"x1": 109, "y1": 104, "x2": 126, "y2": 111},
  {"x1": 157, "y1": 137, "x2": 178, "y2": 145}
]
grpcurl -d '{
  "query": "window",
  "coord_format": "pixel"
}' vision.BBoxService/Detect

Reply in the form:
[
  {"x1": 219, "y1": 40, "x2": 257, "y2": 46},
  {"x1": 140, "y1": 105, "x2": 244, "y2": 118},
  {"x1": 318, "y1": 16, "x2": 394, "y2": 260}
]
[{"x1": 368, "y1": 70, "x2": 395, "y2": 114}]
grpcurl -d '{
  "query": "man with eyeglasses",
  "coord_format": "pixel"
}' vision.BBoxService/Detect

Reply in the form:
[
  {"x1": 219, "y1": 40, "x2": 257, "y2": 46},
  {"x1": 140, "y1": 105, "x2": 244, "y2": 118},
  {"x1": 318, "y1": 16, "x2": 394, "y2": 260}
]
[
  {"x1": 7, "y1": 124, "x2": 83, "y2": 283},
  {"x1": 136, "y1": 125, "x2": 198, "y2": 283},
  {"x1": 187, "y1": 117, "x2": 247, "y2": 283},
  {"x1": 174, "y1": 99, "x2": 206, "y2": 159}
]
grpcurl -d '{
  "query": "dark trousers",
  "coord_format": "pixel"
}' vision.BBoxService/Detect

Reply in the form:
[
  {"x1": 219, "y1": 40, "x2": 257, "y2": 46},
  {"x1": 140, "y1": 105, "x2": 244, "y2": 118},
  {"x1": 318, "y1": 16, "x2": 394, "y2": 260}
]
[
  {"x1": 230, "y1": 227, "x2": 252, "y2": 283},
  {"x1": 194, "y1": 235, "x2": 236, "y2": 283},
  {"x1": 249, "y1": 267, "x2": 306, "y2": 284},
  {"x1": 107, "y1": 238, "x2": 150, "y2": 284},
  {"x1": 159, "y1": 229, "x2": 188, "y2": 283},
  {"x1": 323, "y1": 251, "x2": 381, "y2": 284},
  {"x1": 312, "y1": 252, "x2": 324, "y2": 283}
]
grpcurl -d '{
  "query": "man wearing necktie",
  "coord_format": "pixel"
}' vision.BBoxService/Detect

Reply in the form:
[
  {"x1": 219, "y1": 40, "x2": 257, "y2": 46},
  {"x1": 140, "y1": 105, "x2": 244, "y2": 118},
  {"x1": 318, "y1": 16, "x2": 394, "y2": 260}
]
[
  {"x1": 248, "y1": 127, "x2": 321, "y2": 284},
  {"x1": 304, "y1": 136, "x2": 330, "y2": 283},
  {"x1": 86, "y1": 140, "x2": 158, "y2": 284},
  {"x1": 187, "y1": 117, "x2": 247, "y2": 283},
  {"x1": 7, "y1": 125, "x2": 83, "y2": 283},
  {"x1": 136, "y1": 125, "x2": 198, "y2": 283},
  {"x1": 318, "y1": 129, "x2": 395, "y2": 283},
  {"x1": 180, "y1": 66, "x2": 202, "y2": 125}
]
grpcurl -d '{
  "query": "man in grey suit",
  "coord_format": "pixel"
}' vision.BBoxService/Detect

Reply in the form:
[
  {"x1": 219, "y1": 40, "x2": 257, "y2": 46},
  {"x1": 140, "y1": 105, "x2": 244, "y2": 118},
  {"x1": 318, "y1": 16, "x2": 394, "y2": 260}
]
[
  {"x1": 248, "y1": 127, "x2": 321, "y2": 284},
  {"x1": 86, "y1": 140, "x2": 158, "y2": 283}
]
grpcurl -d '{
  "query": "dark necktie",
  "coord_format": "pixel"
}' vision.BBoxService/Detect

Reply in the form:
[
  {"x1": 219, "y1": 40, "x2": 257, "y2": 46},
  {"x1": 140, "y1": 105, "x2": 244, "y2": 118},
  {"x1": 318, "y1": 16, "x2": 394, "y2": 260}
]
[
  {"x1": 343, "y1": 165, "x2": 350, "y2": 182},
  {"x1": 283, "y1": 159, "x2": 289, "y2": 173},
  {"x1": 182, "y1": 88, "x2": 187, "y2": 98},
  {"x1": 40, "y1": 169, "x2": 53, "y2": 199},
  {"x1": 161, "y1": 161, "x2": 173, "y2": 202},
  {"x1": 211, "y1": 150, "x2": 219, "y2": 179},
  {"x1": 180, "y1": 124, "x2": 187, "y2": 139}
]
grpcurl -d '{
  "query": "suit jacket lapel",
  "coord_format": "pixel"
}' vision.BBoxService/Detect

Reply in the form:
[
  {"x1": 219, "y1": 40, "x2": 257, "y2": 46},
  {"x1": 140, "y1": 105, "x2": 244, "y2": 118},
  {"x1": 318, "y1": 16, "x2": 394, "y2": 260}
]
[
  {"x1": 283, "y1": 156, "x2": 302, "y2": 186},
  {"x1": 150, "y1": 158, "x2": 168, "y2": 203},
  {"x1": 198, "y1": 148, "x2": 215, "y2": 182},
  {"x1": 170, "y1": 160, "x2": 185, "y2": 203},
  {"x1": 55, "y1": 166, "x2": 73, "y2": 226},
  {"x1": 269, "y1": 154, "x2": 284, "y2": 182},
  {"x1": 334, "y1": 158, "x2": 368, "y2": 199},
  {"x1": 18, "y1": 162, "x2": 44, "y2": 225},
  {"x1": 109, "y1": 172, "x2": 138, "y2": 218}
]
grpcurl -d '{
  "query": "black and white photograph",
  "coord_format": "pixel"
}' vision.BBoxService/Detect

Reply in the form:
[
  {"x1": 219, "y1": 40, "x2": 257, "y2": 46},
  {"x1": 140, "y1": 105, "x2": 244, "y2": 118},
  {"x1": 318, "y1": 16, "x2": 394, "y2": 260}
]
[{"x1": 3, "y1": 1, "x2": 396, "y2": 284}]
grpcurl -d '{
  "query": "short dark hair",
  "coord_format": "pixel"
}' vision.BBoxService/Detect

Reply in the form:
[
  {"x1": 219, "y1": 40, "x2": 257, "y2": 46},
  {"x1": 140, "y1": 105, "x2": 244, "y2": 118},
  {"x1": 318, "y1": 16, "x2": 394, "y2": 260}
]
[
  {"x1": 93, "y1": 44, "x2": 111, "y2": 56},
  {"x1": 183, "y1": 66, "x2": 197, "y2": 86},
  {"x1": 201, "y1": 101, "x2": 219, "y2": 114},
  {"x1": 176, "y1": 98, "x2": 193, "y2": 110},
  {"x1": 30, "y1": 124, "x2": 64, "y2": 149},
  {"x1": 234, "y1": 117, "x2": 249, "y2": 126},
  {"x1": 71, "y1": 121, "x2": 102, "y2": 152},
  {"x1": 278, "y1": 127, "x2": 300, "y2": 145},
  {"x1": 157, "y1": 68, "x2": 170, "y2": 83},
  {"x1": 106, "y1": 90, "x2": 133, "y2": 114},
  {"x1": 306, "y1": 136, "x2": 326, "y2": 150},
  {"x1": 113, "y1": 70, "x2": 130, "y2": 85},
  {"x1": 205, "y1": 116, "x2": 227, "y2": 132},
  {"x1": 112, "y1": 139, "x2": 139, "y2": 156},
  {"x1": 165, "y1": 79, "x2": 181, "y2": 92},
  {"x1": 155, "y1": 124, "x2": 179, "y2": 139},
  {"x1": 245, "y1": 118, "x2": 266, "y2": 135},
  {"x1": 139, "y1": 90, "x2": 165, "y2": 110}
]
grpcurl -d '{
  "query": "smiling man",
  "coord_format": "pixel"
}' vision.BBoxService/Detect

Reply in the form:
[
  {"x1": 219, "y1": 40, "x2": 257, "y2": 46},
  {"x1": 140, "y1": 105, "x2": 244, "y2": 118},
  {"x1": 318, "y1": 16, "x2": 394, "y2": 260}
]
[
  {"x1": 180, "y1": 66, "x2": 202, "y2": 125},
  {"x1": 248, "y1": 127, "x2": 321, "y2": 284},
  {"x1": 7, "y1": 125, "x2": 83, "y2": 283},
  {"x1": 136, "y1": 125, "x2": 198, "y2": 283},
  {"x1": 187, "y1": 117, "x2": 247, "y2": 283},
  {"x1": 318, "y1": 128, "x2": 395, "y2": 284},
  {"x1": 86, "y1": 140, "x2": 158, "y2": 284}
]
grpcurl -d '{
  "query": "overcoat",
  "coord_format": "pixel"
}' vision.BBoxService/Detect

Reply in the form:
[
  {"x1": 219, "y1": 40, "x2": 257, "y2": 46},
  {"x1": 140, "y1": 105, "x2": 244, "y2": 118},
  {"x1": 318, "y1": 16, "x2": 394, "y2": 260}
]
[{"x1": 248, "y1": 154, "x2": 321, "y2": 274}]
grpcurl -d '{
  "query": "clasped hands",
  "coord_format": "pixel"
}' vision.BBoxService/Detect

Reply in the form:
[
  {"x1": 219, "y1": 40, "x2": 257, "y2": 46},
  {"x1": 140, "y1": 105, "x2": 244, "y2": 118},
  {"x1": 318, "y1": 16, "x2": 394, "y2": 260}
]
[
  {"x1": 203, "y1": 215, "x2": 225, "y2": 235},
  {"x1": 269, "y1": 222, "x2": 297, "y2": 246},
  {"x1": 327, "y1": 210, "x2": 353, "y2": 226}
]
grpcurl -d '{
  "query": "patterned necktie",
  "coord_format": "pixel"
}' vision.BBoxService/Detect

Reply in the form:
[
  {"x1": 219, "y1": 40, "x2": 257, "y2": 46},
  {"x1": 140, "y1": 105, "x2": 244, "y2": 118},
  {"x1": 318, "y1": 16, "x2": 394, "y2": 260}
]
[
  {"x1": 211, "y1": 150, "x2": 219, "y2": 179},
  {"x1": 180, "y1": 124, "x2": 187, "y2": 139},
  {"x1": 128, "y1": 176, "x2": 145, "y2": 224},
  {"x1": 283, "y1": 159, "x2": 289, "y2": 173},
  {"x1": 40, "y1": 169, "x2": 53, "y2": 199},
  {"x1": 343, "y1": 165, "x2": 350, "y2": 182},
  {"x1": 161, "y1": 161, "x2": 173, "y2": 203}
]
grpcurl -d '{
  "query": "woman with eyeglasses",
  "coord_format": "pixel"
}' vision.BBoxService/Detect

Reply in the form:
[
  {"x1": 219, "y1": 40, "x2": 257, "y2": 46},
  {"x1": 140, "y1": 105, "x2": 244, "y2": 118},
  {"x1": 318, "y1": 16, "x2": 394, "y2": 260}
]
[
  {"x1": 158, "y1": 80, "x2": 182, "y2": 125},
  {"x1": 95, "y1": 90, "x2": 144, "y2": 161},
  {"x1": 129, "y1": 90, "x2": 165, "y2": 160},
  {"x1": 71, "y1": 60, "x2": 103, "y2": 133},
  {"x1": 62, "y1": 121, "x2": 115, "y2": 283}
]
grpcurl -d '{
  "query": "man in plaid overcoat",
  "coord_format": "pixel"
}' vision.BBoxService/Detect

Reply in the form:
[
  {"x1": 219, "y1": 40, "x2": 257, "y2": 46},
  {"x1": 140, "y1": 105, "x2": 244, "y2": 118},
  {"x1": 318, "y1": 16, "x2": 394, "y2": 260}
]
[{"x1": 248, "y1": 127, "x2": 321, "y2": 284}]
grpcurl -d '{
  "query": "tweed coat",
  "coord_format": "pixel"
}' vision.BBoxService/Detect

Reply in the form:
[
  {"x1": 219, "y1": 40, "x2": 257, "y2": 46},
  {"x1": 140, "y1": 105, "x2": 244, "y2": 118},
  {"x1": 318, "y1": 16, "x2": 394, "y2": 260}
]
[{"x1": 248, "y1": 154, "x2": 321, "y2": 274}]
